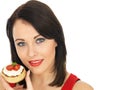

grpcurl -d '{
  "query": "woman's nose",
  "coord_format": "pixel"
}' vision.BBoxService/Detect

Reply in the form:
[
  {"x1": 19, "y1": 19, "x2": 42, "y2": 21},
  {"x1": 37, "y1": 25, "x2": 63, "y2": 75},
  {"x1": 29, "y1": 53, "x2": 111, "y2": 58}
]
[{"x1": 27, "y1": 45, "x2": 37, "y2": 57}]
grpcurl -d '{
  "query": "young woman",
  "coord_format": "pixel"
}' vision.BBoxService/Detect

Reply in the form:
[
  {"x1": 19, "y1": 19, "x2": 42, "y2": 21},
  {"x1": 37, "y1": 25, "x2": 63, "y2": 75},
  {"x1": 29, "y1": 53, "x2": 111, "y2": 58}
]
[{"x1": 0, "y1": 0, "x2": 93, "y2": 90}]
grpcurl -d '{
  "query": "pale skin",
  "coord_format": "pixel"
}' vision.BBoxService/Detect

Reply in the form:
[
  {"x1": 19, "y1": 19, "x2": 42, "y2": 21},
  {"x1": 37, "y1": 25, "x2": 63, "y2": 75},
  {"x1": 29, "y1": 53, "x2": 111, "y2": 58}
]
[{"x1": 0, "y1": 19, "x2": 93, "y2": 90}]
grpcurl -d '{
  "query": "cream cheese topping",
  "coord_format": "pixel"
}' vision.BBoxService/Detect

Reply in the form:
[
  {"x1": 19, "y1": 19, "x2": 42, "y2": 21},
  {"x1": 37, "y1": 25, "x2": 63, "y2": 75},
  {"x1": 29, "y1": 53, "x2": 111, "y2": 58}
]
[{"x1": 3, "y1": 66, "x2": 24, "y2": 76}]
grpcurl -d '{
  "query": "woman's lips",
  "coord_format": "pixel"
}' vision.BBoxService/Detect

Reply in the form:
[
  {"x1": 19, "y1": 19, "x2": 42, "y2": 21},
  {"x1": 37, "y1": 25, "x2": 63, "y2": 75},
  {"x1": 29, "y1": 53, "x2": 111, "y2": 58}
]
[{"x1": 29, "y1": 60, "x2": 43, "y2": 67}]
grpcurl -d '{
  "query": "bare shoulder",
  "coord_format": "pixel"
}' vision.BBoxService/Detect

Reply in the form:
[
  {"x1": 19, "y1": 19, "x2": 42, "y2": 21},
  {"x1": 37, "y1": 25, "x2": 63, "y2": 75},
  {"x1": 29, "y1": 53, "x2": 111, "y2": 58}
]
[{"x1": 73, "y1": 81, "x2": 94, "y2": 90}]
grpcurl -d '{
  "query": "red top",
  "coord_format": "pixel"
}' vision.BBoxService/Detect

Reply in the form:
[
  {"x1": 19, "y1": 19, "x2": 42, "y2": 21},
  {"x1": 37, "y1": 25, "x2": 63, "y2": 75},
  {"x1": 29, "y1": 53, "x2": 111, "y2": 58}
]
[{"x1": 61, "y1": 73, "x2": 80, "y2": 90}]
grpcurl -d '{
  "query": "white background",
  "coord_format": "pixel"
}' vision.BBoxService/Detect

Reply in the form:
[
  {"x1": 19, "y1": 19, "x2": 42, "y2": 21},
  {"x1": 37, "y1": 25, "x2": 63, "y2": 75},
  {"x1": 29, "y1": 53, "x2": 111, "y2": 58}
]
[{"x1": 0, "y1": 0, "x2": 120, "y2": 90}]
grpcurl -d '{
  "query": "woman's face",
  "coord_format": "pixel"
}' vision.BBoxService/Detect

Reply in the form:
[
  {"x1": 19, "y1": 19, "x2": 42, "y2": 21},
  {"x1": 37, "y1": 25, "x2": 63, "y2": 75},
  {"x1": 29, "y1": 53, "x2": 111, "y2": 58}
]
[{"x1": 13, "y1": 19, "x2": 57, "y2": 75}]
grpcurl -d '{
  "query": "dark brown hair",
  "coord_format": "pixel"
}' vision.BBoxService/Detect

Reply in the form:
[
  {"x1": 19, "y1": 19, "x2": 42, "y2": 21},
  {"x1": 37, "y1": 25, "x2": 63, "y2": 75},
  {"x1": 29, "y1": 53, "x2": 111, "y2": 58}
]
[{"x1": 6, "y1": 0, "x2": 67, "y2": 87}]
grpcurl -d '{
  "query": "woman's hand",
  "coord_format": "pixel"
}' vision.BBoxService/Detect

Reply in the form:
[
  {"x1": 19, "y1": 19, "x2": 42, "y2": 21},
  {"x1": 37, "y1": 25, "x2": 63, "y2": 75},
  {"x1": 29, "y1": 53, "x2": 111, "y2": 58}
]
[
  {"x1": 0, "y1": 70, "x2": 33, "y2": 90},
  {"x1": 25, "y1": 70, "x2": 33, "y2": 90}
]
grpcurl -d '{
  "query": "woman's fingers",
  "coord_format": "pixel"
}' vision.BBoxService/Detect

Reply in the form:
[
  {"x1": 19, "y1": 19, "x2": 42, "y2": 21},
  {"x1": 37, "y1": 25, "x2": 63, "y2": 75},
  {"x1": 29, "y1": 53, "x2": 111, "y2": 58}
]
[
  {"x1": 25, "y1": 70, "x2": 33, "y2": 90},
  {"x1": 13, "y1": 84, "x2": 23, "y2": 90},
  {"x1": 0, "y1": 75, "x2": 13, "y2": 90}
]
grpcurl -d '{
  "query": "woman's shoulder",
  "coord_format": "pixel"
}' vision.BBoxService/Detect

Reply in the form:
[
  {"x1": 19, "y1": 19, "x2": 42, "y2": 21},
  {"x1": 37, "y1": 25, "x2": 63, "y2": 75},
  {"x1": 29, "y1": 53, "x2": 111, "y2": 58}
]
[
  {"x1": 73, "y1": 80, "x2": 93, "y2": 90},
  {"x1": 62, "y1": 73, "x2": 93, "y2": 90}
]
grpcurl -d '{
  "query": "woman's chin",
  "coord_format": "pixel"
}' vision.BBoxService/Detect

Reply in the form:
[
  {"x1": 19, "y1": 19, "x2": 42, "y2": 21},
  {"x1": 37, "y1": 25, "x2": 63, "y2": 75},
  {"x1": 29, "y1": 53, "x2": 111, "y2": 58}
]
[{"x1": 30, "y1": 69, "x2": 43, "y2": 75}]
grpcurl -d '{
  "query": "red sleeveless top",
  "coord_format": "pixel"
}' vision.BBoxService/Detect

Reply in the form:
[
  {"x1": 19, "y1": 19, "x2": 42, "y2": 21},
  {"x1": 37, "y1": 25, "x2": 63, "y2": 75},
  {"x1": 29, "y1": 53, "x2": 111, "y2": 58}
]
[{"x1": 61, "y1": 73, "x2": 80, "y2": 90}]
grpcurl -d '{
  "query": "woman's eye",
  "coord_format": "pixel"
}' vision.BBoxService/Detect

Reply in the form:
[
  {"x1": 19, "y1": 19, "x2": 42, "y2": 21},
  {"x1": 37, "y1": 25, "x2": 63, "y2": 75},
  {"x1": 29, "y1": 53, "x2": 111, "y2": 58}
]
[
  {"x1": 17, "y1": 42, "x2": 25, "y2": 47},
  {"x1": 36, "y1": 38, "x2": 45, "y2": 44}
]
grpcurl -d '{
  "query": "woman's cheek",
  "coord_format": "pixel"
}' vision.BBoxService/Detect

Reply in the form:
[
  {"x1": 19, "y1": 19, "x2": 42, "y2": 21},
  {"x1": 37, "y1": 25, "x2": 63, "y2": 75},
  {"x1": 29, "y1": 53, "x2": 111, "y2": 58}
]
[{"x1": 16, "y1": 48, "x2": 27, "y2": 61}]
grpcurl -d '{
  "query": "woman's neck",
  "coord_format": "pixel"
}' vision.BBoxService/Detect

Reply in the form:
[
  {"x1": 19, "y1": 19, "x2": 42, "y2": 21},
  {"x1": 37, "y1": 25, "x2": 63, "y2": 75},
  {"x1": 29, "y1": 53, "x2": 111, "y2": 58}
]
[
  {"x1": 30, "y1": 71, "x2": 55, "y2": 87},
  {"x1": 30, "y1": 71, "x2": 70, "y2": 90}
]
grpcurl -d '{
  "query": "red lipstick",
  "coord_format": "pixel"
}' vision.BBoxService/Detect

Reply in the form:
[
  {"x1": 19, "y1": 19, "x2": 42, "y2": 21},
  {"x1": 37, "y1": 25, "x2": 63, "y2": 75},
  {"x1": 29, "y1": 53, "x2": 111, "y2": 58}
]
[{"x1": 29, "y1": 60, "x2": 43, "y2": 67}]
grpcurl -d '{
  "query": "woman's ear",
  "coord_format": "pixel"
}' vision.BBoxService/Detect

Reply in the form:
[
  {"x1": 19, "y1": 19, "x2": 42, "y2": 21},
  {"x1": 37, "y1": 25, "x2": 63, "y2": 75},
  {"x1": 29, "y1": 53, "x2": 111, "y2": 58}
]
[
  {"x1": 55, "y1": 42, "x2": 57, "y2": 47},
  {"x1": 54, "y1": 40, "x2": 57, "y2": 47}
]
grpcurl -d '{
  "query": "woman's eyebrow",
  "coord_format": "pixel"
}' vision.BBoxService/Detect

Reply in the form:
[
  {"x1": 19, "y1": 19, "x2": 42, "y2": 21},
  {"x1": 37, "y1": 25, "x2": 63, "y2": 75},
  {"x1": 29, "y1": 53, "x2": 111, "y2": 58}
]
[
  {"x1": 15, "y1": 35, "x2": 41, "y2": 42},
  {"x1": 34, "y1": 34, "x2": 41, "y2": 39},
  {"x1": 15, "y1": 39, "x2": 25, "y2": 42}
]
